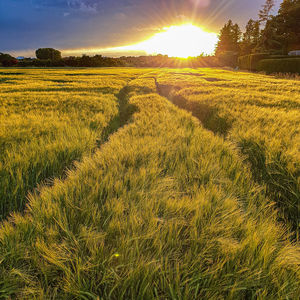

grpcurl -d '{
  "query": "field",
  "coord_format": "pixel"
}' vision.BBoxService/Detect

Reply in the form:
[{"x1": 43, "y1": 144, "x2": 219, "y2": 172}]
[
  {"x1": 156, "y1": 69, "x2": 300, "y2": 233},
  {"x1": 0, "y1": 68, "x2": 148, "y2": 218},
  {"x1": 0, "y1": 68, "x2": 299, "y2": 299}
]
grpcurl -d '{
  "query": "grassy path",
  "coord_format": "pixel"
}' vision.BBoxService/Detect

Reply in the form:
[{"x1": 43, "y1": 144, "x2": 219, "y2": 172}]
[
  {"x1": 0, "y1": 68, "x2": 151, "y2": 219},
  {"x1": 153, "y1": 70, "x2": 299, "y2": 238},
  {"x1": 0, "y1": 72, "x2": 299, "y2": 299}
]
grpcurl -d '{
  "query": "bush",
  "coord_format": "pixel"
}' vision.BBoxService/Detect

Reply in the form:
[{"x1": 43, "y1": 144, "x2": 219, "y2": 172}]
[
  {"x1": 238, "y1": 55, "x2": 251, "y2": 70},
  {"x1": 238, "y1": 53, "x2": 269, "y2": 71},
  {"x1": 249, "y1": 53, "x2": 269, "y2": 71},
  {"x1": 258, "y1": 58, "x2": 300, "y2": 74},
  {"x1": 0, "y1": 53, "x2": 18, "y2": 67},
  {"x1": 17, "y1": 59, "x2": 35, "y2": 67},
  {"x1": 32, "y1": 59, "x2": 52, "y2": 67},
  {"x1": 217, "y1": 51, "x2": 238, "y2": 67},
  {"x1": 269, "y1": 55, "x2": 290, "y2": 59},
  {"x1": 35, "y1": 48, "x2": 62, "y2": 60}
]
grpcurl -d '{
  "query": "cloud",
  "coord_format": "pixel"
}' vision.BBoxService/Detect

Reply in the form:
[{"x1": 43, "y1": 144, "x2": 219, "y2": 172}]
[
  {"x1": 113, "y1": 12, "x2": 127, "y2": 20},
  {"x1": 64, "y1": 12, "x2": 70, "y2": 16},
  {"x1": 32, "y1": 0, "x2": 69, "y2": 9},
  {"x1": 135, "y1": 26, "x2": 161, "y2": 32},
  {"x1": 176, "y1": 14, "x2": 190, "y2": 22},
  {"x1": 67, "y1": 0, "x2": 98, "y2": 13},
  {"x1": 189, "y1": 0, "x2": 211, "y2": 8},
  {"x1": 31, "y1": 0, "x2": 100, "y2": 13}
]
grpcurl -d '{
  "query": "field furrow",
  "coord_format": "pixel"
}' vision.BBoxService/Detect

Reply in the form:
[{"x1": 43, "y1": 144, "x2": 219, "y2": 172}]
[
  {"x1": 0, "y1": 68, "x2": 152, "y2": 219},
  {"x1": 155, "y1": 69, "x2": 300, "y2": 236},
  {"x1": 0, "y1": 69, "x2": 299, "y2": 299}
]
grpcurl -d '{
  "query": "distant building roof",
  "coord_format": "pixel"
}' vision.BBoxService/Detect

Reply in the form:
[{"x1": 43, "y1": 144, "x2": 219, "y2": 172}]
[{"x1": 288, "y1": 50, "x2": 300, "y2": 56}]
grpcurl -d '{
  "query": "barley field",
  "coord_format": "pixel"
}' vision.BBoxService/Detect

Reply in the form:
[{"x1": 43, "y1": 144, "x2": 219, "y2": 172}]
[
  {"x1": 0, "y1": 68, "x2": 148, "y2": 219},
  {"x1": 155, "y1": 69, "x2": 300, "y2": 233},
  {"x1": 0, "y1": 68, "x2": 299, "y2": 299}
]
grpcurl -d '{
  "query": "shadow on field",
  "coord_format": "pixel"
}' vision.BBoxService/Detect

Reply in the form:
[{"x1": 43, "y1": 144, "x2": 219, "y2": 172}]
[
  {"x1": 239, "y1": 138, "x2": 300, "y2": 235},
  {"x1": 45, "y1": 79, "x2": 74, "y2": 83},
  {"x1": 0, "y1": 78, "x2": 17, "y2": 83},
  {"x1": 118, "y1": 85, "x2": 140, "y2": 125},
  {"x1": 68, "y1": 73, "x2": 117, "y2": 76},
  {"x1": 203, "y1": 77, "x2": 225, "y2": 82},
  {"x1": 156, "y1": 81, "x2": 232, "y2": 137},
  {"x1": 155, "y1": 77, "x2": 299, "y2": 239},
  {"x1": 94, "y1": 84, "x2": 139, "y2": 147},
  {"x1": 7, "y1": 87, "x2": 119, "y2": 94},
  {"x1": 169, "y1": 72, "x2": 204, "y2": 77},
  {"x1": 246, "y1": 98, "x2": 300, "y2": 110},
  {"x1": 0, "y1": 72, "x2": 24, "y2": 75}
]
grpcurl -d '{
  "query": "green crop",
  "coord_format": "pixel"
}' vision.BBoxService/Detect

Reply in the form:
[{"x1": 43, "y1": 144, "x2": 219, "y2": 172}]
[{"x1": 0, "y1": 68, "x2": 299, "y2": 299}]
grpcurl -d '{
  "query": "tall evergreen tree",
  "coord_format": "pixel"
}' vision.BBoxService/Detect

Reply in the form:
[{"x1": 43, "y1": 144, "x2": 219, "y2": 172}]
[
  {"x1": 240, "y1": 19, "x2": 260, "y2": 55},
  {"x1": 257, "y1": 0, "x2": 300, "y2": 53},
  {"x1": 260, "y1": 17, "x2": 282, "y2": 51},
  {"x1": 259, "y1": 0, "x2": 275, "y2": 25},
  {"x1": 277, "y1": 0, "x2": 300, "y2": 50},
  {"x1": 215, "y1": 20, "x2": 241, "y2": 56},
  {"x1": 257, "y1": 0, "x2": 277, "y2": 52}
]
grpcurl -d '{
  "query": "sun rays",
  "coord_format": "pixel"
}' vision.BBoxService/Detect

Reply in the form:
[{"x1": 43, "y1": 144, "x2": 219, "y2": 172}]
[
  {"x1": 129, "y1": 24, "x2": 218, "y2": 57},
  {"x1": 65, "y1": 24, "x2": 218, "y2": 58}
]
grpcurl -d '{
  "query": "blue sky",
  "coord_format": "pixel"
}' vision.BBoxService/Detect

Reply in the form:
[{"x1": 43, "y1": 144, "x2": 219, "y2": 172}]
[{"x1": 0, "y1": 0, "x2": 280, "y2": 56}]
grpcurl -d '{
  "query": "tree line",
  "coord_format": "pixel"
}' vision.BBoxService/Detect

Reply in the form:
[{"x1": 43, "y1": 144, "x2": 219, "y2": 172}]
[
  {"x1": 215, "y1": 0, "x2": 300, "y2": 65},
  {"x1": 1, "y1": 0, "x2": 299, "y2": 69},
  {"x1": 0, "y1": 49, "x2": 220, "y2": 68}
]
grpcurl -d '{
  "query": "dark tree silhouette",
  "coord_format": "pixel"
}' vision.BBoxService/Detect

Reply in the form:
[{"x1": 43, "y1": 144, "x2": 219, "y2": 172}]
[
  {"x1": 0, "y1": 53, "x2": 18, "y2": 66},
  {"x1": 259, "y1": 0, "x2": 275, "y2": 25},
  {"x1": 277, "y1": 0, "x2": 300, "y2": 51},
  {"x1": 240, "y1": 19, "x2": 260, "y2": 55},
  {"x1": 35, "y1": 48, "x2": 62, "y2": 60},
  {"x1": 215, "y1": 20, "x2": 241, "y2": 56}
]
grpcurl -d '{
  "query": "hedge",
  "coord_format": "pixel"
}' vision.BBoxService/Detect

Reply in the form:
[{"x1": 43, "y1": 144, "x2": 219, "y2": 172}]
[
  {"x1": 269, "y1": 55, "x2": 290, "y2": 59},
  {"x1": 238, "y1": 53, "x2": 269, "y2": 71},
  {"x1": 258, "y1": 58, "x2": 300, "y2": 74},
  {"x1": 250, "y1": 54, "x2": 270, "y2": 71},
  {"x1": 238, "y1": 55, "x2": 250, "y2": 70},
  {"x1": 217, "y1": 51, "x2": 238, "y2": 68}
]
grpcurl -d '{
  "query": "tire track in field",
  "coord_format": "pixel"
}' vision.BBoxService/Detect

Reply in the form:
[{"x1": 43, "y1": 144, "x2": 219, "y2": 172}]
[
  {"x1": 152, "y1": 74, "x2": 299, "y2": 238},
  {"x1": 153, "y1": 76, "x2": 232, "y2": 136},
  {"x1": 34, "y1": 75, "x2": 144, "y2": 182},
  {"x1": 0, "y1": 74, "x2": 147, "y2": 220}
]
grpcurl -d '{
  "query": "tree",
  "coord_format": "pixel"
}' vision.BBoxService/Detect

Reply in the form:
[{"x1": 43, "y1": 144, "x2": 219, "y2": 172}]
[
  {"x1": 256, "y1": 0, "x2": 277, "y2": 53},
  {"x1": 260, "y1": 16, "x2": 282, "y2": 52},
  {"x1": 215, "y1": 20, "x2": 241, "y2": 56},
  {"x1": 259, "y1": 0, "x2": 275, "y2": 25},
  {"x1": 232, "y1": 23, "x2": 242, "y2": 50},
  {"x1": 256, "y1": 0, "x2": 300, "y2": 53},
  {"x1": 35, "y1": 48, "x2": 62, "y2": 60},
  {"x1": 240, "y1": 19, "x2": 260, "y2": 55},
  {"x1": 277, "y1": 0, "x2": 300, "y2": 51},
  {"x1": 0, "y1": 53, "x2": 18, "y2": 67}
]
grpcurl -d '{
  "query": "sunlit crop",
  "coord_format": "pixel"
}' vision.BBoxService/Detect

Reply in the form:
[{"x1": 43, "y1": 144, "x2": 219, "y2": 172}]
[
  {"x1": 155, "y1": 68, "x2": 300, "y2": 234},
  {"x1": 0, "y1": 67, "x2": 299, "y2": 299}
]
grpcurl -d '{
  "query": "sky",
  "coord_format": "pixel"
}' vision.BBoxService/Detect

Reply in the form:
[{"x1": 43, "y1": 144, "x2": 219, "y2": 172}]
[{"x1": 0, "y1": 0, "x2": 280, "y2": 57}]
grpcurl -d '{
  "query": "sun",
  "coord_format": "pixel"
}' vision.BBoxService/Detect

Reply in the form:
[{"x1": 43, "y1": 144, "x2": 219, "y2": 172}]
[
  {"x1": 65, "y1": 24, "x2": 218, "y2": 58},
  {"x1": 134, "y1": 24, "x2": 218, "y2": 58}
]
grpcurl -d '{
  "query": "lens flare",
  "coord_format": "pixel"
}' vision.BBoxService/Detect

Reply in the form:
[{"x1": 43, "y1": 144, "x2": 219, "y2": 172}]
[
  {"x1": 65, "y1": 24, "x2": 218, "y2": 58},
  {"x1": 133, "y1": 24, "x2": 218, "y2": 57},
  {"x1": 190, "y1": 0, "x2": 211, "y2": 8}
]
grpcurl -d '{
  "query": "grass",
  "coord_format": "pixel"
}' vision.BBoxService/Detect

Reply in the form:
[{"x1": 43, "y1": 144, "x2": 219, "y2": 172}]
[
  {"x1": 155, "y1": 68, "x2": 300, "y2": 235},
  {"x1": 0, "y1": 68, "x2": 299, "y2": 299},
  {"x1": 0, "y1": 68, "x2": 151, "y2": 219}
]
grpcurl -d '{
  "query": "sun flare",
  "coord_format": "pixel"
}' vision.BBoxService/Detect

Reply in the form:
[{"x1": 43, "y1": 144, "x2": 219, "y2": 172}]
[
  {"x1": 134, "y1": 24, "x2": 218, "y2": 58},
  {"x1": 65, "y1": 24, "x2": 218, "y2": 58}
]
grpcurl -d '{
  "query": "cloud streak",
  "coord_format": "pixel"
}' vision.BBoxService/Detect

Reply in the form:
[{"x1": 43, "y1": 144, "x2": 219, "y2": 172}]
[{"x1": 1, "y1": 0, "x2": 277, "y2": 56}]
